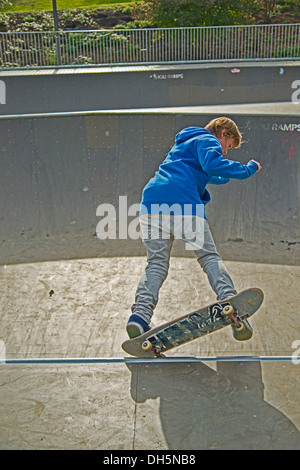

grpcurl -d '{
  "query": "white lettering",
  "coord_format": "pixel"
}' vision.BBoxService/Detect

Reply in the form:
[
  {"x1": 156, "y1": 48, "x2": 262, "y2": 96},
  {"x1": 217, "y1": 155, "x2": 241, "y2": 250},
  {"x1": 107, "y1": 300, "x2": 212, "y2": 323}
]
[
  {"x1": 271, "y1": 123, "x2": 300, "y2": 132},
  {"x1": 0, "y1": 80, "x2": 6, "y2": 105},
  {"x1": 291, "y1": 80, "x2": 300, "y2": 104},
  {"x1": 96, "y1": 203, "x2": 117, "y2": 239},
  {"x1": 0, "y1": 340, "x2": 5, "y2": 363},
  {"x1": 96, "y1": 196, "x2": 205, "y2": 247},
  {"x1": 292, "y1": 340, "x2": 300, "y2": 365}
]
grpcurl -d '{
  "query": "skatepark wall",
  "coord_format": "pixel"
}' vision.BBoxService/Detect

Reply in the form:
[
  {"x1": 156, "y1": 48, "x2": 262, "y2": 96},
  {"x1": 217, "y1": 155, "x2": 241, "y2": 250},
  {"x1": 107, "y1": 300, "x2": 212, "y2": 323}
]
[
  {"x1": 0, "y1": 64, "x2": 299, "y2": 266},
  {"x1": 0, "y1": 108, "x2": 299, "y2": 266},
  {"x1": 0, "y1": 62, "x2": 298, "y2": 115}
]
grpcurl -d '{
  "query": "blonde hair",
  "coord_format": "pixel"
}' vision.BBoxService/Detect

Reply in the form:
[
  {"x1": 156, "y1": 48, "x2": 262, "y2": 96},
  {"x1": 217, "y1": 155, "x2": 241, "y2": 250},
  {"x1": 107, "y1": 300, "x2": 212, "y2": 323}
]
[{"x1": 205, "y1": 117, "x2": 243, "y2": 148}]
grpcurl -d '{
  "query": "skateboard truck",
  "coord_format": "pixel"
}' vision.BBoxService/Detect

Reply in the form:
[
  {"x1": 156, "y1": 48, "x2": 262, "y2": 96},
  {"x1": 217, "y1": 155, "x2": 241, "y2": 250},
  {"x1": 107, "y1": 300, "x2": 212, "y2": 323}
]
[
  {"x1": 223, "y1": 305, "x2": 245, "y2": 330},
  {"x1": 142, "y1": 340, "x2": 165, "y2": 357},
  {"x1": 222, "y1": 304, "x2": 253, "y2": 341}
]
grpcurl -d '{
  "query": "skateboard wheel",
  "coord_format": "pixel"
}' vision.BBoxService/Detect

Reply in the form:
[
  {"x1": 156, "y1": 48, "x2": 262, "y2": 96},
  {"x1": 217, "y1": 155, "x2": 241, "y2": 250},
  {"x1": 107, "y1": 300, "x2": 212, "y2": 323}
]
[
  {"x1": 232, "y1": 320, "x2": 253, "y2": 341},
  {"x1": 234, "y1": 322, "x2": 245, "y2": 333},
  {"x1": 142, "y1": 340, "x2": 152, "y2": 351},
  {"x1": 223, "y1": 305, "x2": 234, "y2": 316}
]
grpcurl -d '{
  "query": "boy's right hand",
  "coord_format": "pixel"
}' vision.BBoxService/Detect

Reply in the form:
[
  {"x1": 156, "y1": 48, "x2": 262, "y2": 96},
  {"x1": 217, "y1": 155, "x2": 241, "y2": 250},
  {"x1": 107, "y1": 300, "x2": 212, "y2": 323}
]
[{"x1": 251, "y1": 160, "x2": 262, "y2": 172}]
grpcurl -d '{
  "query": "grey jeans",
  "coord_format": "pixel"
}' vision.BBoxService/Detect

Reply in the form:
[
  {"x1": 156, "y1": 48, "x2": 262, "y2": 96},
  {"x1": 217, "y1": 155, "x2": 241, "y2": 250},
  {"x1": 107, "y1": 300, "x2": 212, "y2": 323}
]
[{"x1": 132, "y1": 214, "x2": 237, "y2": 324}]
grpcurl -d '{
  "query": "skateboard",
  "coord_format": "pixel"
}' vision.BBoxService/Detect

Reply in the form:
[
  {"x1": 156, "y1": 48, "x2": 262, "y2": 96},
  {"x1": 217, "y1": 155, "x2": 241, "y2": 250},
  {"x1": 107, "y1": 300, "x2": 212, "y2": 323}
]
[{"x1": 122, "y1": 288, "x2": 264, "y2": 357}]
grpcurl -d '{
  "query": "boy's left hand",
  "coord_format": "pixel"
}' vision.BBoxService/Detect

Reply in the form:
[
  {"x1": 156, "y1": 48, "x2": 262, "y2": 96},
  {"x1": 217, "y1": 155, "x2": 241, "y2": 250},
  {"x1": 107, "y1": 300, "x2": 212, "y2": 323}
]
[{"x1": 251, "y1": 160, "x2": 262, "y2": 172}]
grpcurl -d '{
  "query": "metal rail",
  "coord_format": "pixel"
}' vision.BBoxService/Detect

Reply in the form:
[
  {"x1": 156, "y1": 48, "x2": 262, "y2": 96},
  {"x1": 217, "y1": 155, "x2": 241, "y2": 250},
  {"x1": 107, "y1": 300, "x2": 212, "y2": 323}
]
[
  {"x1": 0, "y1": 23, "x2": 299, "y2": 69},
  {"x1": 0, "y1": 356, "x2": 297, "y2": 364}
]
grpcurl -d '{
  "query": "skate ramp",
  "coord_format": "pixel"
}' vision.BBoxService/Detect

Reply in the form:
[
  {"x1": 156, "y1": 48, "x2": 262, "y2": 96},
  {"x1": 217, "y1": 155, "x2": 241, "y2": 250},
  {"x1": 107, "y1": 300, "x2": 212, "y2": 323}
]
[
  {"x1": 0, "y1": 65, "x2": 299, "y2": 450},
  {"x1": 0, "y1": 103, "x2": 299, "y2": 266}
]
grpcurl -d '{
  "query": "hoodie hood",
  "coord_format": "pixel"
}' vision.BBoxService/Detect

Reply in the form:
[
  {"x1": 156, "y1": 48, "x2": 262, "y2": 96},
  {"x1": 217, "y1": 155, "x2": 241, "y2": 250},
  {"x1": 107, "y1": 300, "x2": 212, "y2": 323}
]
[{"x1": 175, "y1": 126, "x2": 212, "y2": 144}]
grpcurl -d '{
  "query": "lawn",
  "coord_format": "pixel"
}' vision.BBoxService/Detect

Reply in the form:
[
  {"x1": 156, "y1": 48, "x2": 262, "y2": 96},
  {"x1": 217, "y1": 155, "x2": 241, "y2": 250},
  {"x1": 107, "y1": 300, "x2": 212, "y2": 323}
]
[{"x1": 4, "y1": 0, "x2": 133, "y2": 13}]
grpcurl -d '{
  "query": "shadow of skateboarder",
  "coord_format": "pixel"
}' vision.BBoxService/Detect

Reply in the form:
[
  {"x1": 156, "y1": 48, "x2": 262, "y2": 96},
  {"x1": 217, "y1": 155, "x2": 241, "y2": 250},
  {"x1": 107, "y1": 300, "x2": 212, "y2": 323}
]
[{"x1": 126, "y1": 360, "x2": 300, "y2": 450}]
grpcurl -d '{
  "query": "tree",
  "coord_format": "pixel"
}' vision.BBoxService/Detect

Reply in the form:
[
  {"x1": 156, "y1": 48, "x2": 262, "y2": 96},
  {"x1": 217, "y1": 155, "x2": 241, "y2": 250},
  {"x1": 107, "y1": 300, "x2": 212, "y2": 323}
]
[{"x1": 257, "y1": 0, "x2": 276, "y2": 22}]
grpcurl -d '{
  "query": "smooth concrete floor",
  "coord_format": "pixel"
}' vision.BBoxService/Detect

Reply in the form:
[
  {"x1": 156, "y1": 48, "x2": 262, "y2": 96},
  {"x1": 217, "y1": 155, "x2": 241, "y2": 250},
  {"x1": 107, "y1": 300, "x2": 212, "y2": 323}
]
[{"x1": 0, "y1": 256, "x2": 299, "y2": 449}]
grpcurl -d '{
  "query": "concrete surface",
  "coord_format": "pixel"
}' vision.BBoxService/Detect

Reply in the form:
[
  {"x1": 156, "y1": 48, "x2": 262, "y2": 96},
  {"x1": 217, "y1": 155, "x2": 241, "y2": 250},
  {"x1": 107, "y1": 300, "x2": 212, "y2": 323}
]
[{"x1": 0, "y1": 257, "x2": 299, "y2": 450}]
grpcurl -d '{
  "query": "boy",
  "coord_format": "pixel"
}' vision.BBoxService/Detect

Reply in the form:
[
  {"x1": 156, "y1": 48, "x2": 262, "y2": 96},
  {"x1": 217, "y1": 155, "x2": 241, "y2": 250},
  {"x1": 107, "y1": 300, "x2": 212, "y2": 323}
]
[{"x1": 127, "y1": 117, "x2": 262, "y2": 339}]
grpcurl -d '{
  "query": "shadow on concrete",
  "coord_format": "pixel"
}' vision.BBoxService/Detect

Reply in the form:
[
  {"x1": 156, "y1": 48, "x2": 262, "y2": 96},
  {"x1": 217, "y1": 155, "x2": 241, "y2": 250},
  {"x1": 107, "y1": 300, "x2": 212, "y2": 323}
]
[{"x1": 127, "y1": 361, "x2": 300, "y2": 450}]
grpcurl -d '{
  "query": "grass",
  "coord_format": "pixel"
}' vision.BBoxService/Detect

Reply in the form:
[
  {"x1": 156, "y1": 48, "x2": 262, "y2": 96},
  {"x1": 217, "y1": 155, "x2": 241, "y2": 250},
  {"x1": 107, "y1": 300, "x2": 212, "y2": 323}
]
[{"x1": 4, "y1": 0, "x2": 133, "y2": 13}]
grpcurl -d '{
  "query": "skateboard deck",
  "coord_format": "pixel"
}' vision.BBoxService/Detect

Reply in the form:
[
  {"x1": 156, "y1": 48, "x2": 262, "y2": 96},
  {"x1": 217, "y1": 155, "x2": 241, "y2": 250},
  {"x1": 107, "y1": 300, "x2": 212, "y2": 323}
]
[{"x1": 122, "y1": 288, "x2": 264, "y2": 357}]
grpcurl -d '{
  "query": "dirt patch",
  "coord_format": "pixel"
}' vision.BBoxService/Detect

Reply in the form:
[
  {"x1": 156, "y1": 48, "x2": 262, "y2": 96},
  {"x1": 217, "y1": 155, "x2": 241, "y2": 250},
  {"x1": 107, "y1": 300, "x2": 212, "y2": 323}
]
[{"x1": 92, "y1": 8, "x2": 133, "y2": 28}]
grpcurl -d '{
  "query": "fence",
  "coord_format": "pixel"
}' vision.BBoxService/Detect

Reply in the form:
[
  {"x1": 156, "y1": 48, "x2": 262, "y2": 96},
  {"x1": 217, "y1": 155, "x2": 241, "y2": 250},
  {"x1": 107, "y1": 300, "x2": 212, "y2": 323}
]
[{"x1": 0, "y1": 23, "x2": 299, "y2": 69}]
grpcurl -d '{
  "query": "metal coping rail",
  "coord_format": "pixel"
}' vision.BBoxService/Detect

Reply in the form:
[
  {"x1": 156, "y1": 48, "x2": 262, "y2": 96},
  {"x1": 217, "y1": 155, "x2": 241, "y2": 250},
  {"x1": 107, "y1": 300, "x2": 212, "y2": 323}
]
[{"x1": 0, "y1": 356, "x2": 297, "y2": 365}]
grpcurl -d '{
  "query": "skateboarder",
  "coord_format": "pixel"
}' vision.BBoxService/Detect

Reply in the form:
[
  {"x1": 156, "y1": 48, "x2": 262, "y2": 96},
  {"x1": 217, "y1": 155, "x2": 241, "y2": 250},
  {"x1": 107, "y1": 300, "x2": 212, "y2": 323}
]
[{"x1": 127, "y1": 117, "x2": 262, "y2": 339}]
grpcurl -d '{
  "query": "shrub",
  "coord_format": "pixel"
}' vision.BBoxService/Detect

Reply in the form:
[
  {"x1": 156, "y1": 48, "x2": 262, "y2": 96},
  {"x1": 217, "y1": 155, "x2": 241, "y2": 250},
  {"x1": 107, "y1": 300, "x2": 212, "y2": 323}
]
[{"x1": 131, "y1": 0, "x2": 258, "y2": 27}]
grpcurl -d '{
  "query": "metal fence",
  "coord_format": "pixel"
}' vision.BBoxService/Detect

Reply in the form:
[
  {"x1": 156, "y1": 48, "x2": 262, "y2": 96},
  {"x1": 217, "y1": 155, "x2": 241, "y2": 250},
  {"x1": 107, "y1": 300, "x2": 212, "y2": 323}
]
[{"x1": 0, "y1": 23, "x2": 299, "y2": 69}]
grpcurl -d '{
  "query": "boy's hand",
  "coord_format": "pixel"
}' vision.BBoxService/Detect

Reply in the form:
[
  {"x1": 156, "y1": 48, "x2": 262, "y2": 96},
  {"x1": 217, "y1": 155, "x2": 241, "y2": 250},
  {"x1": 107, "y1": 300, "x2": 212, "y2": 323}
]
[{"x1": 251, "y1": 160, "x2": 262, "y2": 172}]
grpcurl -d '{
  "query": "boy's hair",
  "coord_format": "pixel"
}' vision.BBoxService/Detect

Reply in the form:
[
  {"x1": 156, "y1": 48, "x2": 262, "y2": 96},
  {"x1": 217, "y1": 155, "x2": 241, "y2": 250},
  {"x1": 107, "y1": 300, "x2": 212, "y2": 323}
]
[{"x1": 205, "y1": 117, "x2": 242, "y2": 148}]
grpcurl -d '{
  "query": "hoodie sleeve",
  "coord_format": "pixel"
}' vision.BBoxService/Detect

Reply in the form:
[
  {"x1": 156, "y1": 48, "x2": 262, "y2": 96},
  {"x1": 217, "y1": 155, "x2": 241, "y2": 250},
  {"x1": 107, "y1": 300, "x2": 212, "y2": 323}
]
[
  {"x1": 197, "y1": 140, "x2": 259, "y2": 180},
  {"x1": 209, "y1": 176, "x2": 230, "y2": 185}
]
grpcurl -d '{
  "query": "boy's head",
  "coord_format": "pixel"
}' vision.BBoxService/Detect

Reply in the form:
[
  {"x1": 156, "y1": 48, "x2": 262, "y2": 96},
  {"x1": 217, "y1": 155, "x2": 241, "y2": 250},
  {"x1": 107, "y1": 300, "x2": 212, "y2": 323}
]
[{"x1": 205, "y1": 117, "x2": 243, "y2": 152}]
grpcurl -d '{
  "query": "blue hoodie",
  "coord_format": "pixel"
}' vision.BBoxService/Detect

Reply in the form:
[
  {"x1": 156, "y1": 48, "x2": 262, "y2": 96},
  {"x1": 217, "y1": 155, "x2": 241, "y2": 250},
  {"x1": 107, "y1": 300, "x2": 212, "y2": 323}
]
[{"x1": 140, "y1": 127, "x2": 258, "y2": 217}]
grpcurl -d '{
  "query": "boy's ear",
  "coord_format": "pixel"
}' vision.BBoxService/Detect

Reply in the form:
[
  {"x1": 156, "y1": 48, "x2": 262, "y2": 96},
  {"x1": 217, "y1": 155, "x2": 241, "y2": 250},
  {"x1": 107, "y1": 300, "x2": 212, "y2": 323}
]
[{"x1": 222, "y1": 129, "x2": 230, "y2": 138}]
